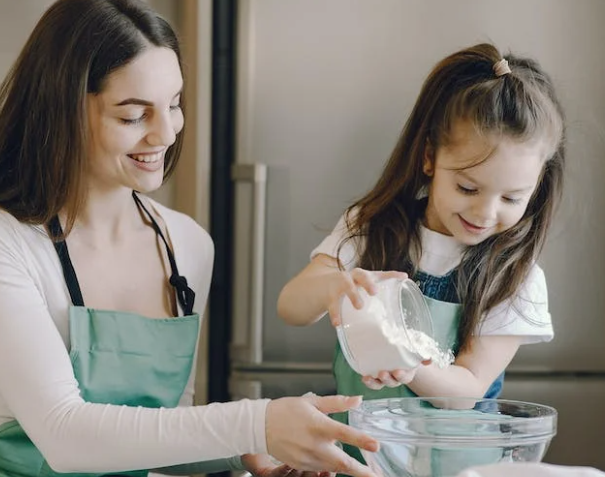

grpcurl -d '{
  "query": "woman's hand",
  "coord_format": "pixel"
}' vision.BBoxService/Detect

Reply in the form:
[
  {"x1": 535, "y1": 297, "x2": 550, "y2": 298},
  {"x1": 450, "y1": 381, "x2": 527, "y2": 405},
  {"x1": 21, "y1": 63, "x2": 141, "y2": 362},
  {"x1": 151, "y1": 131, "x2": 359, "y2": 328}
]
[
  {"x1": 360, "y1": 361, "x2": 432, "y2": 390},
  {"x1": 242, "y1": 453, "x2": 333, "y2": 477},
  {"x1": 327, "y1": 268, "x2": 407, "y2": 326},
  {"x1": 265, "y1": 394, "x2": 379, "y2": 477}
]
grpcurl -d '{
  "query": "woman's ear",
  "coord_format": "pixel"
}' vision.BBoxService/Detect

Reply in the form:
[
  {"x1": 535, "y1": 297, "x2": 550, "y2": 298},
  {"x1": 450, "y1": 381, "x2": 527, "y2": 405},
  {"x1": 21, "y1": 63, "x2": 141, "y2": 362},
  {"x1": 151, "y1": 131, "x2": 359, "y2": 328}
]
[{"x1": 423, "y1": 142, "x2": 435, "y2": 177}]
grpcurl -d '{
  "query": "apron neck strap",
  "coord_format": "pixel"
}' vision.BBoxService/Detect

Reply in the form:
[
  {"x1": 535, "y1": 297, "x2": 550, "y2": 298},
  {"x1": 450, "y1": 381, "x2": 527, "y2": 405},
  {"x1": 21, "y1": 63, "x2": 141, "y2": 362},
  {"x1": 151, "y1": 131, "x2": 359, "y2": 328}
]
[
  {"x1": 48, "y1": 216, "x2": 85, "y2": 307},
  {"x1": 47, "y1": 192, "x2": 196, "y2": 315},
  {"x1": 131, "y1": 191, "x2": 195, "y2": 315}
]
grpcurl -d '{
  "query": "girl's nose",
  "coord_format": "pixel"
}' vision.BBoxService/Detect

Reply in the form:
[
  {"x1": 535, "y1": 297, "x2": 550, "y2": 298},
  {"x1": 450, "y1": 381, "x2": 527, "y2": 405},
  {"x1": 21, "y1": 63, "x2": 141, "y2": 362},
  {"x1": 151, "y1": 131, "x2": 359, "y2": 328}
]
[{"x1": 472, "y1": 197, "x2": 499, "y2": 224}]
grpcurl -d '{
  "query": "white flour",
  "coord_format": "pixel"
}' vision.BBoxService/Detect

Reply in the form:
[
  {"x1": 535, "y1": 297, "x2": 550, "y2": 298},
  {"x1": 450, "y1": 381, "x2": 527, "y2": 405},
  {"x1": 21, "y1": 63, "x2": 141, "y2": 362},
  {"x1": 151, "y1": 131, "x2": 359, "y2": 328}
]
[{"x1": 340, "y1": 286, "x2": 454, "y2": 377}]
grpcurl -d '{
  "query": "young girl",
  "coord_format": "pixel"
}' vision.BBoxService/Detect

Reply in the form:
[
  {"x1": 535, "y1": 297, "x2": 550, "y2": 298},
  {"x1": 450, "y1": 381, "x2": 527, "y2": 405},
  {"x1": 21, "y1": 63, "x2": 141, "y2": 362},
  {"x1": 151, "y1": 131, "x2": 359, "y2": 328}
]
[{"x1": 278, "y1": 43, "x2": 565, "y2": 463}]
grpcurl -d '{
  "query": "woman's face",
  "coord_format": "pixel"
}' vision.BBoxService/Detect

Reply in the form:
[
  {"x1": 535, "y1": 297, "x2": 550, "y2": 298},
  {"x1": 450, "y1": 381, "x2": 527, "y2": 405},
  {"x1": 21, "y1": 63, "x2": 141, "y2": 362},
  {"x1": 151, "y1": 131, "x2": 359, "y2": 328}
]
[{"x1": 86, "y1": 46, "x2": 184, "y2": 194}]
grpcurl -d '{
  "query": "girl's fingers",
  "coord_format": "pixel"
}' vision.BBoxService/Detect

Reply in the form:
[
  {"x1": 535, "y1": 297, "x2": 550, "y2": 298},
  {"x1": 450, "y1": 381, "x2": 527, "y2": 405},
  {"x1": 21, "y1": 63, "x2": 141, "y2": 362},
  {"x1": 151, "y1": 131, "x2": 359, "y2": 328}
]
[
  {"x1": 376, "y1": 371, "x2": 401, "y2": 388},
  {"x1": 361, "y1": 376, "x2": 384, "y2": 390},
  {"x1": 375, "y1": 270, "x2": 408, "y2": 281},
  {"x1": 391, "y1": 368, "x2": 417, "y2": 384},
  {"x1": 349, "y1": 268, "x2": 378, "y2": 296},
  {"x1": 327, "y1": 303, "x2": 342, "y2": 326}
]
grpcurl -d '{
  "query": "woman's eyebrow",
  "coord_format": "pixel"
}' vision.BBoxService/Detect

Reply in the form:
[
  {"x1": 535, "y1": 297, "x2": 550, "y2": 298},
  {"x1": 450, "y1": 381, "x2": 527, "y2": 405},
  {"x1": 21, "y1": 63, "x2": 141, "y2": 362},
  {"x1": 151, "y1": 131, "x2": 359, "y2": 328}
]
[{"x1": 113, "y1": 91, "x2": 182, "y2": 107}]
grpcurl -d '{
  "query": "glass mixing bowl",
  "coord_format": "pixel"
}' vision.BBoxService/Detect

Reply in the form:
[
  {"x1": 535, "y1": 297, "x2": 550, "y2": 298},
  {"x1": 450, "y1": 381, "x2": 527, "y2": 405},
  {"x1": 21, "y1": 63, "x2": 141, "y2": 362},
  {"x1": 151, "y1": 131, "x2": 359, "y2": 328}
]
[{"x1": 349, "y1": 397, "x2": 557, "y2": 477}]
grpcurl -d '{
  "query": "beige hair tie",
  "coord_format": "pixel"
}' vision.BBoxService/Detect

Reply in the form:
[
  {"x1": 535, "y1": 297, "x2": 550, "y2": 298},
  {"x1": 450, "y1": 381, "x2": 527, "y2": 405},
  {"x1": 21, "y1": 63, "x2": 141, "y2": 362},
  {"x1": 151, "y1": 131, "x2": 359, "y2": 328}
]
[{"x1": 493, "y1": 58, "x2": 512, "y2": 77}]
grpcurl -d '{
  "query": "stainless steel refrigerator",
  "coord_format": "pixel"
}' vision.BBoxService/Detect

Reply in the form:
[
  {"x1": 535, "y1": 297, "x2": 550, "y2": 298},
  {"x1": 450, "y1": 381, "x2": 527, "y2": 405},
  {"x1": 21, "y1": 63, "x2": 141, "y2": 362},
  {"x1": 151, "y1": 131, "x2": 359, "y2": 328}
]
[{"x1": 218, "y1": 0, "x2": 605, "y2": 469}]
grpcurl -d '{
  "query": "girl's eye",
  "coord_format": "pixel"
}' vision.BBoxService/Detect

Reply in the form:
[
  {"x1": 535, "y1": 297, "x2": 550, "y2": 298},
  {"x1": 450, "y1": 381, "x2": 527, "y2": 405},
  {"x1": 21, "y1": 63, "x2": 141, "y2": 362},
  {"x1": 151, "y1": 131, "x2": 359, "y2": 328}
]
[
  {"x1": 169, "y1": 104, "x2": 181, "y2": 111},
  {"x1": 503, "y1": 196, "x2": 523, "y2": 205},
  {"x1": 457, "y1": 184, "x2": 478, "y2": 195},
  {"x1": 120, "y1": 116, "x2": 145, "y2": 125}
]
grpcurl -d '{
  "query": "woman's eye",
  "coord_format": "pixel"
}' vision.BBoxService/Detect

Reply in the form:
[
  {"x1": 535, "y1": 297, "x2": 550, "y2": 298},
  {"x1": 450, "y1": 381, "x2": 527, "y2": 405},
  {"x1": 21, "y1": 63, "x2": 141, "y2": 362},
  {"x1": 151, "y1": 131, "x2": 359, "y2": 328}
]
[
  {"x1": 456, "y1": 184, "x2": 478, "y2": 195},
  {"x1": 120, "y1": 116, "x2": 145, "y2": 125}
]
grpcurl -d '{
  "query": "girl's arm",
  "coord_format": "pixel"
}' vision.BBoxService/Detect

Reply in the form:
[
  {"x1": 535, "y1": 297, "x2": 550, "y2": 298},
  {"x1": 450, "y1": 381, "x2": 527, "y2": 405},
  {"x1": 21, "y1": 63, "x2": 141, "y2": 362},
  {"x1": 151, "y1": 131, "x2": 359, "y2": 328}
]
[
  {"x1": 278, "y1": 254, "x2": 354, "y2": 326},
  {"x1": 362, "y1": 335, "x2": 521, "y2": 398},
  {"x1": 277, "y1": 254, "x2": 405, "y2": 327},
  {"x1": 362, "y1": 264, "x2": 550, "y2": 398},
  {"x1": 408, "y1": 335, "x2": 522, "y2": 397}
]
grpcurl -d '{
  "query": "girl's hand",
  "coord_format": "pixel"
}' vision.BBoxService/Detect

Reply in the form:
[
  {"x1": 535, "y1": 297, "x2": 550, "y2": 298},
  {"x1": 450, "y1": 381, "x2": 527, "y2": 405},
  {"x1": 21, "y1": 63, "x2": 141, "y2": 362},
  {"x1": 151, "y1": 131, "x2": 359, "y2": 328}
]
[
  {"x1": 327, "y1": 268, "x2": 407, "y2": 326},
  {"x1": 265, "y1": 394, "x2": 380, "y2": 477},
  {"x1": 241, "y1": 453, "x2": 334, "y2": 477},
  {"x1": 361, "y1": 360, "x2": 431, "y2": 390}
]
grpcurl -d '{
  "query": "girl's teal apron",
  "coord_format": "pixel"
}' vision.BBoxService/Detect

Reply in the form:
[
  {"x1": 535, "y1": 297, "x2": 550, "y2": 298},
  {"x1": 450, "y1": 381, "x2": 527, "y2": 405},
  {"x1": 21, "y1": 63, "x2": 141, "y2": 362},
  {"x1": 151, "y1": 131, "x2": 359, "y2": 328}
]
[
  {"x1": 0, "y1": 193, "x2": 214, "y2": 477},
  {"x1": 333, "y1": 297, "x2": 507, "y2": 476}
]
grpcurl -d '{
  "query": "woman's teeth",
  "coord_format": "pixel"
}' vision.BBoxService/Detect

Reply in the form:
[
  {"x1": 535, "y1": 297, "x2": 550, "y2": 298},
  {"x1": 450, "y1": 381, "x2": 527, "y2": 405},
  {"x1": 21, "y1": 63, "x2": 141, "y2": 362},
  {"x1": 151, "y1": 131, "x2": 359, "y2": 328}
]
[{"x1": 129, "y1": 152, "x2": 162, "y2": 163}]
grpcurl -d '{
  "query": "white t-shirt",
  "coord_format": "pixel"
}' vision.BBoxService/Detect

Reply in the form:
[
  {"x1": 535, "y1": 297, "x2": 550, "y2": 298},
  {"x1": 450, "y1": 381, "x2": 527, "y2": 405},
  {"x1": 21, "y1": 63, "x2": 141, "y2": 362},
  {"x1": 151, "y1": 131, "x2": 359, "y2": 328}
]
[
  {"x1": 311, "y1": 213, "x2": 554, "y2": 344},
  {"x1": 0, "y1": 199, "x2": 268, "y2": 472}
]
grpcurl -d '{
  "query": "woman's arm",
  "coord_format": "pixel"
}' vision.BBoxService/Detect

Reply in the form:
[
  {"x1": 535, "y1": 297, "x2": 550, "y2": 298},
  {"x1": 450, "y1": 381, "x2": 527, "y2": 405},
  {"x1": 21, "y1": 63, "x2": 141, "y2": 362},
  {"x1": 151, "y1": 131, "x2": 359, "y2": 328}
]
[
  {"x1": 0, "y1": 233, "x2": 378, "y2": 477},
  {"x1": 0, "y1": 233, "x2": 269, "y2": 472}
]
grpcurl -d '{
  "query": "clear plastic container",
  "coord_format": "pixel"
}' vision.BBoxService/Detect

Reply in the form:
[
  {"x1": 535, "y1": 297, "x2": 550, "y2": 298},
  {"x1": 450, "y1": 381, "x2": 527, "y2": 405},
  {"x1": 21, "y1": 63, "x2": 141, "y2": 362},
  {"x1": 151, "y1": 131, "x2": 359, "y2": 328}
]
[
  {"x1": 348, "y1": 397, "x2": 557, "y2": 477},
  {"x1": 336, "y1": 277, "x2": 444, "y2": 377}
]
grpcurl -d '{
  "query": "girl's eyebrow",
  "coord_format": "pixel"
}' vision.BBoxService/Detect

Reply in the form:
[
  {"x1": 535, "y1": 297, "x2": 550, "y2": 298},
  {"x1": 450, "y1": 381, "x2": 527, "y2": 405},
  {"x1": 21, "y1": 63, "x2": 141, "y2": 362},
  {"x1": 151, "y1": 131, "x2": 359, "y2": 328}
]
[
  {"x1": 456, "y1": 170, "x2": 480, "y2": 185},
  {"x1": 456, "y1": 170, "x2": 534, "y2": 193}
]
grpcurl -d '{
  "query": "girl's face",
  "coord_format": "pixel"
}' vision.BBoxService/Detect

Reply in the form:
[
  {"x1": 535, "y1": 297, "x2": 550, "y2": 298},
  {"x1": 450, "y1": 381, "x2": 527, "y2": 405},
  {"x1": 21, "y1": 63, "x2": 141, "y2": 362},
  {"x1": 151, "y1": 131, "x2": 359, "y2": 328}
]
[
  {"x1": 424, "y1": 122, "x2": 546, "y2": 246},
  {"x1": 86, "y1": 46, "x2": 184, "y2": 194}
]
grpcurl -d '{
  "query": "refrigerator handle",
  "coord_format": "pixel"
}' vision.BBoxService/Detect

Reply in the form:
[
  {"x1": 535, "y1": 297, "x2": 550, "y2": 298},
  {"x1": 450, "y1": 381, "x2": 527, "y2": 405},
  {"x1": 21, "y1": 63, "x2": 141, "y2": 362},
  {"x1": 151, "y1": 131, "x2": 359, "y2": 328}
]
[
  {"x1": 231, "y1": 163, "x2": 267, "y2": 365},
  {"x1": 229, "y1": 377, "x2": 263, "y2": 400}
]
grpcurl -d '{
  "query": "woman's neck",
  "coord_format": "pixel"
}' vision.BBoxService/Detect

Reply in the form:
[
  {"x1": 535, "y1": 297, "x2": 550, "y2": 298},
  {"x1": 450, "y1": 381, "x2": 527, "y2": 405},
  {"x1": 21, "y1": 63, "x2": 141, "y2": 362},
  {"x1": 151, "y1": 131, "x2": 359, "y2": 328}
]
[{"x1": 62, "y1": 187, "x2": 148, "y2": 246}]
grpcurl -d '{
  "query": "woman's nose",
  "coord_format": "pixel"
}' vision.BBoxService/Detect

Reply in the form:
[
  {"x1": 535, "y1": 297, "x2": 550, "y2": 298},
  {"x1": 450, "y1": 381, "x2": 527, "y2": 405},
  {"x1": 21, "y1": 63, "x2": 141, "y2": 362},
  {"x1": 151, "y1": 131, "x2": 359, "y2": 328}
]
[{"x1": 146, "y1": 112, "x2": 177, "y2": 147}]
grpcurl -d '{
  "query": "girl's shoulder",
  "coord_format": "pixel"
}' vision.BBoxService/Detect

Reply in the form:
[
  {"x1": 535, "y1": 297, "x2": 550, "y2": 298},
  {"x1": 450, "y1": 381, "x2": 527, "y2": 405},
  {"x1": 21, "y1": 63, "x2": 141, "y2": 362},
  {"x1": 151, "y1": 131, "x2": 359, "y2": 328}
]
[{"x1": 479, "y1": 262, "x2": 552, "y2": 343}]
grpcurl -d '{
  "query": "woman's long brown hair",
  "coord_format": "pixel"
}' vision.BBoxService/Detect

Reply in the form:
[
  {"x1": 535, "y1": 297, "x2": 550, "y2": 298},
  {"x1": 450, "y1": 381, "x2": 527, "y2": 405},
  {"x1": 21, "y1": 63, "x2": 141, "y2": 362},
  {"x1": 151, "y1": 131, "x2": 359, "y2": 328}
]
[
  {"x1": 0, "y1": 0, "x2": 185, "y2": 235},
  {"x1": 338, "y1": 43, "x2": 565, "y2": 352}
]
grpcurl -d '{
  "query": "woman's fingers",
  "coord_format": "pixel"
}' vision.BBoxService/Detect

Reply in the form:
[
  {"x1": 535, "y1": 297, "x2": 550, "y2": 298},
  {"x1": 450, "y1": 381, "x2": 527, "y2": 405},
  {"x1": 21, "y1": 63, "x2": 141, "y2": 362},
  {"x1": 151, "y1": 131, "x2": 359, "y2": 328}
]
[{"x1": 265, "y1": 396, "x2": 379, "y2": 477}]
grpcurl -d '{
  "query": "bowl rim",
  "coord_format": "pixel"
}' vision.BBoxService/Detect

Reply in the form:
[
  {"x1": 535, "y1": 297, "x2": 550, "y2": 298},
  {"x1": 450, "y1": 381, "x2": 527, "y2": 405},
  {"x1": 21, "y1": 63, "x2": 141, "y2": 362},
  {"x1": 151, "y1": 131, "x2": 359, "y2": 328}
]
[
  {"x1": 349, "y1": 397, "x2": 557, "y2": 424},
  {"x1": 349, "y1": 397, "x2": 558, "y2": 445}
]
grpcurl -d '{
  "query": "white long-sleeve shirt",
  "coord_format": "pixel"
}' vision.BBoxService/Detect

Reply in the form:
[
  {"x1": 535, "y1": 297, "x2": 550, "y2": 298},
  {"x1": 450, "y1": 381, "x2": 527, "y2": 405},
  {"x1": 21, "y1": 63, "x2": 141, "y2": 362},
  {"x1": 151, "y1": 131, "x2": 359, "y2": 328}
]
[{"x1": 0, "y1": 200, "x2": 268, "y2": 472}]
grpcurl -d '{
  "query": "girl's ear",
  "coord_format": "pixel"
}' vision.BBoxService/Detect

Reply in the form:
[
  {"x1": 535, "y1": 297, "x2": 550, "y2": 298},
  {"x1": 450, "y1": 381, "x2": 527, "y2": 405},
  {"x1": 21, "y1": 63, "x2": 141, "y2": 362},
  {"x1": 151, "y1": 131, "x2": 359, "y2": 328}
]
[{"x1": 423, "y1": 142, "x2": 435, "y2": 177}]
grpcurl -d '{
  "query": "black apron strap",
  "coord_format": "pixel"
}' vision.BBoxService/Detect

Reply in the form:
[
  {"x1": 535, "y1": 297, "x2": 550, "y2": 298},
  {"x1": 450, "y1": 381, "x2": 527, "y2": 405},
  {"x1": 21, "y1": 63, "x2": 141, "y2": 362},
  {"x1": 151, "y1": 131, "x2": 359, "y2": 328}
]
[
  {"x1": 47, "y1": 193, "x2": 196, "y2": 316},
  {"x1": 132, "y1": 191, "x2": 196, "y2": 316},
  {"x1": 47, "y1": 216, "x2": 85, "y2": 307}
]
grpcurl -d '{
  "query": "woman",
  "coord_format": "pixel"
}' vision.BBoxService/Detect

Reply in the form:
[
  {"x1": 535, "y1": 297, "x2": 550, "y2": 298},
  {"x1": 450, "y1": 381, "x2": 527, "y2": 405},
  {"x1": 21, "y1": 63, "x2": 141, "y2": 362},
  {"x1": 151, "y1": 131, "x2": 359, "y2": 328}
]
[{"x1": 0, "y1": 0, "x2": 378, "y2": 476}]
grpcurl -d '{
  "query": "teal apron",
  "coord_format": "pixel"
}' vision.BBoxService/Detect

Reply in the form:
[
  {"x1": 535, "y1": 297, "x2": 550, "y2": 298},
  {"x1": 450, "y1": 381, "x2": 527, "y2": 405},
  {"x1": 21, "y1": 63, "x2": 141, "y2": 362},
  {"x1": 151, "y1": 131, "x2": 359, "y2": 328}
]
[
  {"x1": 333, "y1": 297, "x2": 505, "y2": 476},
  {"x1": 0, "y1": 193, "x2": 200, "y2": 477}
]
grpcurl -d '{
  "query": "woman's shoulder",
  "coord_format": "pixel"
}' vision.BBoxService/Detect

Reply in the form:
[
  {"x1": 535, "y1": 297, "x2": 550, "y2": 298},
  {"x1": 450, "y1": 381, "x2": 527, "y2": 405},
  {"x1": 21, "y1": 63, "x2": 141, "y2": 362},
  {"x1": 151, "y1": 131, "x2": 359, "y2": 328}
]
[
  {"x1": 0, "y1": 208, "x2": 22, "y2": 231},
  {"x1": 0, "y1": 209, "x2": 42, "y2": 246},
  {"x1": 147, "y1": 199, "x2": 214, "y2": 254}
]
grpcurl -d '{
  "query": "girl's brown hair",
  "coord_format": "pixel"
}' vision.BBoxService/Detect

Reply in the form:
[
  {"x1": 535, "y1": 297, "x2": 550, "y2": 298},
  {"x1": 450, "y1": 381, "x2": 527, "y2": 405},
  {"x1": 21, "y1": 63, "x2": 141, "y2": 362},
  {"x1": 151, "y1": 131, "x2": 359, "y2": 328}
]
[
  {"x1": 339, "y1": 43, "x2": 565, "y2": 352},
  {"x1": 0, "y1": 0, "x2": 185, "y2": 234}
]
